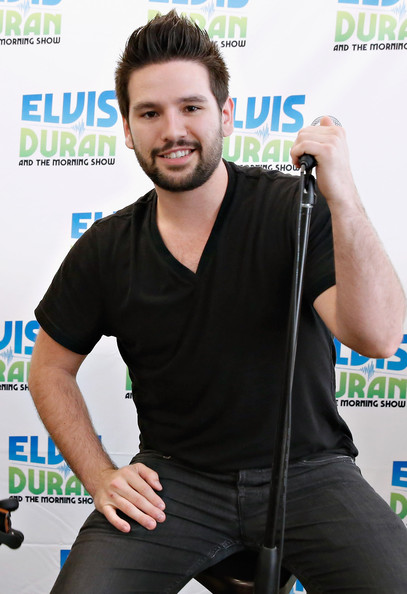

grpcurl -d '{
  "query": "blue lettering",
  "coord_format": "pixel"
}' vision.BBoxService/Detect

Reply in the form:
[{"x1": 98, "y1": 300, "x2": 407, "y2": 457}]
[
  {"x1": 149, "y1": 0, "x2": 249, "y2": 5},
  {"x1": 0, "y1": 321, "x2": 38, "y2": 354},
  {"x1": 0, "y1": 0, "x2": 63, "y2": 3},
  {"x1": 22, "y1": 94, "x2": 42, "y2": 122},
  {"x1": 86, "y1": 91, "x2": 96, "y2": 127},
  {"x1": 0, "y1": 321, "x2": 13, "y2": 351},
  {"x1": 350, "y1": 351, "x2": 370, "y2": 366},
  {"x1": 9, "y1": 436, "x2": 28, "y2": 463},
  {"x1": 232, "y1": 94, "x2": 305, "y2": 133},
  {"x1": 24, "y1": 320, "x2": 39, "y2": 355},
  {"x1": 226, "y1": 0, "x2": 249, "y2": 6},
  {"x1": 97, "y1": 91, "x2": 118, "y2": 128},
  {"x1": 48, "y1": 438, "x2": 64, "y2": 465},
  {"x1": 44, "y1": 93, "x2": 59, "y2": 124},
  {"x1": 14, "y1": 321, "x2": 23, "y2": 355},
  {"x1": 71, "y1": 213, "x2": 91, "y2": 239},
  {"x1": 282, "y1": 95, "x2": 305, "y2": 133},
  {"x1": 387, "y1": 344, "x2": 407, "y2": 372},
  {"x1": 338, "y1": 0, "x2": 400, "y2": 5},
  {"x1": 71, "y1": 212, "x2": 104, "y2": 239},
  {"x1": 31, "y1": 436, "x2": 46, "y2": 464},
  {"x1": 246, "y1": 96, "x2": 270, "y2": 129},
  {"x1": 21, "y1": 92, "x2": 117, "y2": 127},
  {"x1": 62, "y1": 92, "x2": 85, "y2": 125},
  {"x1": 270, "y1": 96, "x2": 281, "y2": 132},
  {"x1": 334, "y1": 338, "x2": 349, "y2": 365},
  {"x1": 392, "y1": 461, "x2": 407, "y2": 488},
  {"x1": 232, "y1": 97, "x2": 244, "y2": 129}
]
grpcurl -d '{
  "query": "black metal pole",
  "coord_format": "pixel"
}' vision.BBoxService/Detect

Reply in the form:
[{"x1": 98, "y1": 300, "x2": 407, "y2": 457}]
[{"x1": 254, "y1": 167, "x2": 316, "y2": 594}]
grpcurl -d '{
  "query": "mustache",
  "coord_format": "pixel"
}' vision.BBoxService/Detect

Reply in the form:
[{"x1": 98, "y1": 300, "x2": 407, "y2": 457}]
[{"x1": 151, "y1": 139, "x2": 202, "y2": 159}]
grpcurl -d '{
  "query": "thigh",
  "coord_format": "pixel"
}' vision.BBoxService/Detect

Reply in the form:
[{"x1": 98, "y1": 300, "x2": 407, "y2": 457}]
[
  {"x1": 51, "y1": 452, "x2": 241, "y2": 594},
  {"x1": 283, "y1": 455, "x2": 407, "y2": 593}
]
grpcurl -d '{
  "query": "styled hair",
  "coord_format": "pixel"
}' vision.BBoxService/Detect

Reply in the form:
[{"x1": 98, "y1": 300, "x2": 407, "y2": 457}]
[{"x1": 115, "y1": 10, "x2": 230, "y2": 120}]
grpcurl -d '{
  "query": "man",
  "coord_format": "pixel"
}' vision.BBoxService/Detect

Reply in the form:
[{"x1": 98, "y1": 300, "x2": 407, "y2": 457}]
[{"x1": 29, "y1": 10, "x2": 407, "y2": 593}]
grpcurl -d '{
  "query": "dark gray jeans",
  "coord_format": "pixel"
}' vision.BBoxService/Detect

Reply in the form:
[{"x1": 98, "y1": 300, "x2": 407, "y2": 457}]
[{"x1": 52, "y1": 451, "x2": 407, "y2": 593}]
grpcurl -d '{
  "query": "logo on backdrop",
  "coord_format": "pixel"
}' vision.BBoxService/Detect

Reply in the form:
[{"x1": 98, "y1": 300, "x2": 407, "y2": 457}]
[
  {"x1": 223, "y1": 94, "x2": 306, "y2": 170},
  {"x1": 390, "y1": 461, "x2": 407, "y2": 526},
  {"x1": 18, "y1": 90, "x2": 119, "y2": 167},
  {"x1": 148, "y1": 0, "x2": 249, "y2": 48},
  {"x1": 334, "y1": 0, "x2": 407, "y2": 52},
  {"x1": 0, "y1": 0, "x2": 63, "y2": 46},
  {"x1": 335, "y1": 334, "x2": 407, "y2": 408},
  {"x1": 9, "y1": 434, "x2": 94, "y2": 505},
  {"x1": 0, "y1": 320, "x2": 38, "y2": 389}
]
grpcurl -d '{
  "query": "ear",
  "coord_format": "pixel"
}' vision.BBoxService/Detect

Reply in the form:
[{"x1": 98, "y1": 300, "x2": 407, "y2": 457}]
[
  {"x1": 122, "y1": 116, "x2": 134, "y2": 150},
  {"x1": 221, "y1": 97, "x2": 234, "y2": 138}
]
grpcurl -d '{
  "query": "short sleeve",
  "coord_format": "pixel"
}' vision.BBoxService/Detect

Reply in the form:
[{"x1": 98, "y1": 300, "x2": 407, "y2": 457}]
[{"x1": 35, "y1": 225, "x2": 106, "y2": 355}]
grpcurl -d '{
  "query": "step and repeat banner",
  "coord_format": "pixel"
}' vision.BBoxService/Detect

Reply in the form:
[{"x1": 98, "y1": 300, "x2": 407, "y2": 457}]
[{"x1": 1, "y1": 1, "x2": 406, "y2": 592}]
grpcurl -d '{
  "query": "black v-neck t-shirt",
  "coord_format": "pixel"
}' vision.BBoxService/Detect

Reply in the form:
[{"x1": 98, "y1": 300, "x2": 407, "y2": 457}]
[{"x1": 35, "y1": 161, "x2": 357, "y2": 471}]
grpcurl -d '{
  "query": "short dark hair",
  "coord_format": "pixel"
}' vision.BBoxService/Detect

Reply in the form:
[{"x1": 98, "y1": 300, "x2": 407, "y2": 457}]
[{"x1": 115, "y1": 10, "x2": 230, "y2": 120}]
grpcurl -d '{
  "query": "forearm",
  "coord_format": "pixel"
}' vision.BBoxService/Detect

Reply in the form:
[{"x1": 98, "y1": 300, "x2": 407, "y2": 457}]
[
  {"x1": 326, "y1": 188, "x2": 405, "y2": 357},
  {"x1": 291, "y1": 118, "x2": 406, "y2": 356},
  {"x1": 29, "y1": 367, "x2": 116, "y2": 497}
]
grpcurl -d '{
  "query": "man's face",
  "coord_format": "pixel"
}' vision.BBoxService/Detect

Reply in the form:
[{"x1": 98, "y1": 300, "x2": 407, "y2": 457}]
[{"x1": 123, "y1": 60, "x2": 233, "y2": 192}]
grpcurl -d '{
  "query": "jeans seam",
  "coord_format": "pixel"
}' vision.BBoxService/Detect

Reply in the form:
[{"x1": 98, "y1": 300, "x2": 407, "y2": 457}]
[{"x1": 166, "y1": 540, "x2": 240, "y2": 594}]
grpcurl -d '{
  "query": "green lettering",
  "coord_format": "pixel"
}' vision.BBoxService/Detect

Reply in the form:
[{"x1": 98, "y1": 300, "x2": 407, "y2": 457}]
[
  {"x1": 40, "y1": 129, "x2": 58, "y2": 157},
  {"x1": 20, "y1": 128, "x2": 38, "y2": 158},
  {"x1": 262, "y1": 139, "x2": 281, "y2": 163},
  {"x1": 78, "y1": 134, "x2": 96, "y2": 157},
  {"x1": 348, "y1": 373, "x2": 366, "y2": 398},
  {"x1": 335, "y1": 11, "x2": 355, "y2": 42},
  {"x1": 228, "y1": 16, "x2": 247, "y2": 38},
  {"x1": 43, "y1": 13, "x2": 61, "y2": 36},
  {"x1": 24, "y1": 13, "x2": 41, "y2": 36},
  {"x1": 222, "y1": 135, "x2": 242, "y2": 162},
  {"x1": 357, "y1": 12, "x2": 377, "y2": 42},
  {"x1": 243, "y1": 136, "x2": 261, "y2": 162},
  {"x1": 9, "y1": 467, "x2": 26, "y2": 494},
  {"x1": 6, "y1": 10, "x2": 22, "y2": 36},
  {"x1": 28, "y1": 469, "x2": 45, "y2": 495},
  {"x1": 7, "y1": 362, "x2": 24, "y2": 383},
  {"x1": 335, "y1": 371, "x2": 348, "y2": 399},
  {"x1": 65, "y1": 476, "x2": 82, "y2": 496},
  {"x1": 60, "y1": 131, "x2": 77, "y2": 157},
  {"x1": 388, "y1": 378, "x2": 407, "y2": 400},
  {"x1": 390, "y1": 492, "x2": 407, "y2": 519},
  {"x1": 98, "y1": 135, "x2": 116, "y2": 157},
  {"x1": 367, "y1": 376, "x2": 386, "y2": 399},
  {"x1": 0, "y1": 360, "x2": 6, "y2": 382},
  {"x1": 47, "y1": 471, "x2": 63, "y2": 495},
  {"x1": 208, "y1": 16, "x2": 226, "y2": 39}
]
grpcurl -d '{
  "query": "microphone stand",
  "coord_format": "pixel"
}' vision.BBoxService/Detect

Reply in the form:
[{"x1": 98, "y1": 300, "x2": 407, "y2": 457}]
[{"x1": 254, "y1": 163, "x2": 316, "y2": 594}]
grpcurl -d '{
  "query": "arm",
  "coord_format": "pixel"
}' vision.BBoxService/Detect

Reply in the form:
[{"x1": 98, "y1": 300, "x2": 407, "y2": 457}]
[
  {"x1": 28, "y1": 328, "x2": 166, "y2": 532},
  {"x1": 291, "y1": 116, "x2": 406, "y2": 358}
]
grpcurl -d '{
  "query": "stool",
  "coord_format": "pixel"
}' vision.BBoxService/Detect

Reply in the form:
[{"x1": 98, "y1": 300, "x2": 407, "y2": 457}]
[
  {"x1": 0, "y1": 498, "x2": 24, "y2": 549},
  {"x1": 195, "y1": 550, "x2": 296, "y2": 593}
]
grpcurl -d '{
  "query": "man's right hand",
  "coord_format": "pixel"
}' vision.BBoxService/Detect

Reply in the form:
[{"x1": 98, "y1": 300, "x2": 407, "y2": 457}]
[{"x1": 93, "y1": 463, "x2": 167, "y2": 532}]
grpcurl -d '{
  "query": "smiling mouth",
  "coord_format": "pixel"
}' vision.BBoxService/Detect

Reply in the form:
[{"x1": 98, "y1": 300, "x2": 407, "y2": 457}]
[{"x1": 161, "y1": 149, "x2": 194, "y2": 159}]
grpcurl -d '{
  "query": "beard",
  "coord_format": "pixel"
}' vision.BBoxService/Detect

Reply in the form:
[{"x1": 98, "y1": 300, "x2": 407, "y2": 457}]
[{"x1": 131, "y1": 126, "x2": 224, "y2": 193}]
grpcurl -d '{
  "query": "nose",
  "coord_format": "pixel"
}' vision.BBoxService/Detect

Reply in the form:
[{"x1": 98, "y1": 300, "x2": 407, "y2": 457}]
[{"x1": 160, "y1": 109, "x2": 187, "y2": 143}]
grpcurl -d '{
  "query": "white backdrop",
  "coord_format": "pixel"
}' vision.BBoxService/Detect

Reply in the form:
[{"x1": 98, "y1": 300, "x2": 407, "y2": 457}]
[{"x1": 1, "y1": 1, "x2": 406, "y2": 592}]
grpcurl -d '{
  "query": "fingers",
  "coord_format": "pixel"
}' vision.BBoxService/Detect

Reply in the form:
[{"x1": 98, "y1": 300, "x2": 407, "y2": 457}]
[
  {"x1": 94, "y1": 463, "x2": 167, "y2": 533},
  {"x1": 319, "y1": 115, "x2": 334, "y2": 127},
  {"x1": 290, "y1": 117, "x2": 346, "y2": 170}
]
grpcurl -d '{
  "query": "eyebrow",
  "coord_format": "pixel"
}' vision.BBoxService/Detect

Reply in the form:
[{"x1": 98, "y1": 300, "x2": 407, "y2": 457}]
[{"x1": 132, "y1": 95, "x2": 209, "y2": 112}]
